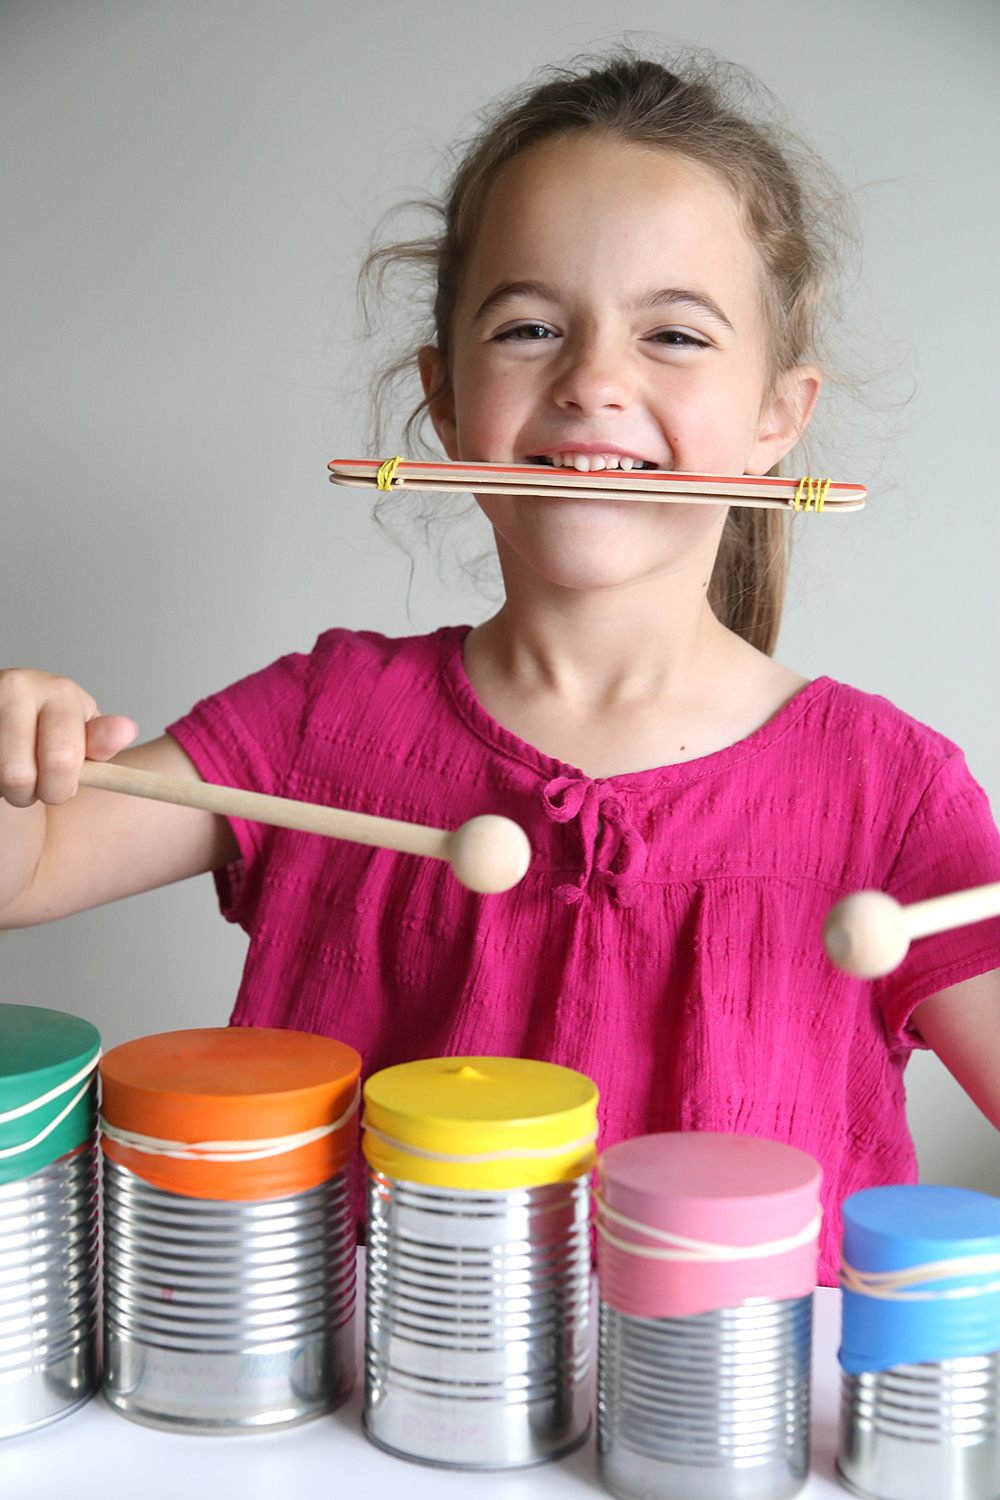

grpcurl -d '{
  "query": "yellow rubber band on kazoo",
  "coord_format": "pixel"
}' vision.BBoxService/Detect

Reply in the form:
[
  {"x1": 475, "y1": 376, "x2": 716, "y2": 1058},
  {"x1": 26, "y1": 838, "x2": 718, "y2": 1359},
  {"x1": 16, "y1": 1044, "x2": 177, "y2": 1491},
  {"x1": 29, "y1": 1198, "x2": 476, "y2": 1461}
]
[
  {"x1": 376, "y1": 455, "x2": 403, "y2": 491},
  {"x1": 793, "y1": 476, "x2": 832, "y2": 512}
]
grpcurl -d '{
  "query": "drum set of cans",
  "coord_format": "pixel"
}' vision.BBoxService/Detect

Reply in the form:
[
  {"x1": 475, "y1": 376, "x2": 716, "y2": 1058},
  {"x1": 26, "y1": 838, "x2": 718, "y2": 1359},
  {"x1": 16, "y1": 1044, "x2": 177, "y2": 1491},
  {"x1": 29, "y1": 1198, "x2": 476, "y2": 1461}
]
[{"x1": 2, "y1": 1003, "x2": 999, "y2": 1500}]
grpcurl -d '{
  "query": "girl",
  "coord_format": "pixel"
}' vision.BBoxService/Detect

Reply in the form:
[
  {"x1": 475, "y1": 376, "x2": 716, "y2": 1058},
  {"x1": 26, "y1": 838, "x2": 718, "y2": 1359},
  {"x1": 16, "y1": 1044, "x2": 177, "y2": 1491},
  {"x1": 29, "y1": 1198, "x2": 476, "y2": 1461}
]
[{"x1": 1, "y1": 54, "x2": 998, "y2": 1283}]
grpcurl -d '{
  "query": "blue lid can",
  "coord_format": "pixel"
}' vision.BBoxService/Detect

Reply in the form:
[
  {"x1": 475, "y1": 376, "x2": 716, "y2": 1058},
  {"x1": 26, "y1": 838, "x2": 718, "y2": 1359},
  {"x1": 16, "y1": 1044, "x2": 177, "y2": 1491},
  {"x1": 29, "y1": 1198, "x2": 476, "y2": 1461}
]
[
  {"x1": 839, "y1": 1184, "x2": 1000, "y2": 1375},
  {"x1": 838, "y1": 1185, "x2": 1000, "y2": 1499}
]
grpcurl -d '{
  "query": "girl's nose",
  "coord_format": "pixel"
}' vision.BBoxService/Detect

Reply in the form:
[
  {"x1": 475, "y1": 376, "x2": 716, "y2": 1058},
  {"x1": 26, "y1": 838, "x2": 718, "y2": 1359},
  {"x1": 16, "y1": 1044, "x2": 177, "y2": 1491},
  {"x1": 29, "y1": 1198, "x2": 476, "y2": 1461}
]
[{"x1": 549, "y1": 333, "x2": 635, "y2": 417}]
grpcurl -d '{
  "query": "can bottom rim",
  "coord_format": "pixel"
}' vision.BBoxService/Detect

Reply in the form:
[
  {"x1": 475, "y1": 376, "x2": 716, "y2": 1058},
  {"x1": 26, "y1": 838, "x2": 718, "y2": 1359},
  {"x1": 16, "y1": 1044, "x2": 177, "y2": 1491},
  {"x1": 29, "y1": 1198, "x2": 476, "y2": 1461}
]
[
  {"x1": 102, "y1": 1386, "x2": 352, "y2": 1436},
  {"x1": 0, "y1": 1386, "x2": 97, "y2": 1443},
  {"x1": 836, "y1": 1460, "x2": 886, "y2": 1499},
  {"x1": 361, "y1": 1413, "x2": 591, "y2": 1471}
]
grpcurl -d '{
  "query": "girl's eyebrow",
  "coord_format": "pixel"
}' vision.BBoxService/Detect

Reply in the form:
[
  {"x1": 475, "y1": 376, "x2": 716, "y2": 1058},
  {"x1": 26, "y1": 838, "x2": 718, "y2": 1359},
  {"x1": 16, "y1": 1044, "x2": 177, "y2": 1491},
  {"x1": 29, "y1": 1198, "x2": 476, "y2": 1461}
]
[
  {"x1": 472, "y1": 280, "x2": 557, "y2": 324},
  {"x1": 637, "y1": 288, "x2": 735, "y2": 333},
  {"x1": 471, "y1": 281, "x2": 734, "y2": 333}
]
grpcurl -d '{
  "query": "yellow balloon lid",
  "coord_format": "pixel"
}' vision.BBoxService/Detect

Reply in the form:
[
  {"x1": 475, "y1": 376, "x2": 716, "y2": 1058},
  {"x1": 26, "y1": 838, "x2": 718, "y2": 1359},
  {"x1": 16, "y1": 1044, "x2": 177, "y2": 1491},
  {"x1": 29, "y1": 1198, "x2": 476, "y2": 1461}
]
[{"x1": 363, "y1": 1056, "x2": 599, "y2": 1189}]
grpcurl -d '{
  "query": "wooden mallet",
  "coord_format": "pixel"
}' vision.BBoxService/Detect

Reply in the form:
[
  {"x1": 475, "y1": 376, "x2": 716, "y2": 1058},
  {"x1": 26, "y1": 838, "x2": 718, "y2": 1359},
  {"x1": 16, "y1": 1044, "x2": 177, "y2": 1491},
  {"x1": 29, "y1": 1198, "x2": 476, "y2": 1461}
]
[
  {"x1": 77, "y1": 761, "x2": 531, "y2": 895},
  {"x1": 823, "y1": 881, "x2": 1000, "y2": 978}
]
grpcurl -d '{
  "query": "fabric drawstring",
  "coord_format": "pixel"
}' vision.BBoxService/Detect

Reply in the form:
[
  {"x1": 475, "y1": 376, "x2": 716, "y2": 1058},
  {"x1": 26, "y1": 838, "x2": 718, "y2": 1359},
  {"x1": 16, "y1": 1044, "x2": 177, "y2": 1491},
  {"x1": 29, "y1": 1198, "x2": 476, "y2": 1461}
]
[{"x1": 541, "y1": 775, "x2": 646, "y2": 905}]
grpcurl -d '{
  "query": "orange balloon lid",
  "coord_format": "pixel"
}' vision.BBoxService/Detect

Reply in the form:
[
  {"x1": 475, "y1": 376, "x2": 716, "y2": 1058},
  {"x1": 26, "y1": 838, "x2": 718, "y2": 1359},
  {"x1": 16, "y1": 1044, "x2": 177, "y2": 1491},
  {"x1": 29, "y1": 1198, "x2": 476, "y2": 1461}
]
[{"x1": 99, "y1": 1028, "x2": 361, "y2": 1201}]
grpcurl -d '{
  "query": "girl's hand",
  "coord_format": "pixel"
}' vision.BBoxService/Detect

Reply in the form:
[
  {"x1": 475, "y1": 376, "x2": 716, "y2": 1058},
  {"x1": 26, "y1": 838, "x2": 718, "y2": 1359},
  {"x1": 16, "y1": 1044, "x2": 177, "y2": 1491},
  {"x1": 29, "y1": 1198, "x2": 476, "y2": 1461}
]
[
  {"x1": 0, "y1": 668, "x2": 137, "y2": 807},
  {"x1": 0, "y1": 673, "x2": 237, "y2": 928}
]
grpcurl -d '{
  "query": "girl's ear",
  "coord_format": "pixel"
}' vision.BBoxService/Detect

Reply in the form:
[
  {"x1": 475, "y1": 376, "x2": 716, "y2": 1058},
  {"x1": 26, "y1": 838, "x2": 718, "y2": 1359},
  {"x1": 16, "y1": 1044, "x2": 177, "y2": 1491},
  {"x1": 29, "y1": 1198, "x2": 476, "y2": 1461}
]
[
  {"x1": 746, "y1": 365, "x2": 822, "y2": 475},
  {"x1": 418, "y1": 346, "x2": 459, "y2": 458}
]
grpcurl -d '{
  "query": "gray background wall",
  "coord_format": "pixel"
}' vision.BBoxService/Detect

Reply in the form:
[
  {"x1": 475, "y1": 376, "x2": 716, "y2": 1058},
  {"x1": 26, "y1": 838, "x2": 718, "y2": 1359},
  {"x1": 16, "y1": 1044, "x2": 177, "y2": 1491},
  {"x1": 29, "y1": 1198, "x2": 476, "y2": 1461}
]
[{"x1": 1, "y1": 0, "x2": 997, "y2": 1189}]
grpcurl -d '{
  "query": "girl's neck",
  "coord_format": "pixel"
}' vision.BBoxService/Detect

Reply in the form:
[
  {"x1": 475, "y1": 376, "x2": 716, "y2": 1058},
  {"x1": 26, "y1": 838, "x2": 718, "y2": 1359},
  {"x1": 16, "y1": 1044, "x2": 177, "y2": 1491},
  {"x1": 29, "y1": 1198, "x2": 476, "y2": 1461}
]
[
  {"x1": 477, "y1": 561, "x2": 725, "y2": 710},
  {"x1": 462, "y1": 540, "x2": 808, "y2": 777}
]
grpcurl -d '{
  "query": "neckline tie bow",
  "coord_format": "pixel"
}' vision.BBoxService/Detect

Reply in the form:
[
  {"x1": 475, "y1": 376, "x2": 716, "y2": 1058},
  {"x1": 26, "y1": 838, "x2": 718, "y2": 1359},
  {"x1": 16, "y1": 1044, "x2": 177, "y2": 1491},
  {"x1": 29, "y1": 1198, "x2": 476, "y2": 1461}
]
[{"x1": 541, "y1": 775, "x2": 646, "y2": 906}]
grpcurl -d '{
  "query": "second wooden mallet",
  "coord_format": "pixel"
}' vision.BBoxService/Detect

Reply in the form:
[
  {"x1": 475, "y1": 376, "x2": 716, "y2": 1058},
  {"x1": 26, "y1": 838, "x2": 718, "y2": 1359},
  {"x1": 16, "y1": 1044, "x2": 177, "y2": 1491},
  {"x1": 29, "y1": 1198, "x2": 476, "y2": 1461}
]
[{"x1": 823, "y1": 881, "x2": 1000, "y2": 978}]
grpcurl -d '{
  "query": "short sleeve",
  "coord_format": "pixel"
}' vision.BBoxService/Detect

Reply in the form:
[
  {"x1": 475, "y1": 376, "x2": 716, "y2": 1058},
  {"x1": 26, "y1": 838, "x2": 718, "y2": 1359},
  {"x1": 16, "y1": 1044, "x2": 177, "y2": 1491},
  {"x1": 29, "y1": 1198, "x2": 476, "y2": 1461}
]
[
  {"x1": 875, "y1": 749, "x2": 1000, "y2": 1050},
  {"x1": 166, "y1": 648, "x2": 315, "y2": 930}
]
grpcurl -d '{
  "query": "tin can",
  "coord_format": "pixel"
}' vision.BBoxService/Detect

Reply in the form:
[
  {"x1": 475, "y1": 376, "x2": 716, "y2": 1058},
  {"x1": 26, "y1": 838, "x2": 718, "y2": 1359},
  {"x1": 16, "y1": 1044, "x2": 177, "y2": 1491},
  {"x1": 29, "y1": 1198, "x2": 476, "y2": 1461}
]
[
  {"x1": 595, "y1": 1133, "x2": 823, "y2": 1500},
  {"x1": 99, "y1": 1026, "x2": 362, "y2": 1432},
  {"x1": 0, "y1": 1004, "x2": 101, "y2": 1438},
  {"x1": 837, "y1": 1184, "x2": 1000, "y2": 1500},
  {"x1": 361, "y1": 1056, "x2": 599, "y2": 1468},
  {"x1": 838, "y1": 1354, "x2": 1000, "y2": 1500},
  {"x1": 103, "y1": 1155, "x2": 355, "y2": 1430},
  {"x1": 598, "y1": 1294, "x2": 812, "y2": 1500},
  {"x1": 0, "y1": 1142, "x2": 100, "y2": 1437}
]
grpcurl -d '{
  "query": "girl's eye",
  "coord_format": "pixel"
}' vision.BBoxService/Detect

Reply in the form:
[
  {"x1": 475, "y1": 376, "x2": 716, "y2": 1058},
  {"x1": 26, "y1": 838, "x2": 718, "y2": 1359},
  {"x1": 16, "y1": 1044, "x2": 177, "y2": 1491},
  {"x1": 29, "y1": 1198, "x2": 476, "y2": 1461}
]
[
  {"x1": 647, "y1": 328, "x2": 711, "y2": 349},
  {"x1": 494, "y1": 322, "x2": 557, "y2": 343}
]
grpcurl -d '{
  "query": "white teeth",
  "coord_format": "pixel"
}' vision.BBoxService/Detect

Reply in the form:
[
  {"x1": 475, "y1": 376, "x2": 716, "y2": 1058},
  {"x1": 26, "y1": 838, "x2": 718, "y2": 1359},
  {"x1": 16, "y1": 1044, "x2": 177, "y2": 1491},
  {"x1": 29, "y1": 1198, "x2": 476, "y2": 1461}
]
[{"x1": 541, "y1": 451, "x2": 646, "y2": 470}]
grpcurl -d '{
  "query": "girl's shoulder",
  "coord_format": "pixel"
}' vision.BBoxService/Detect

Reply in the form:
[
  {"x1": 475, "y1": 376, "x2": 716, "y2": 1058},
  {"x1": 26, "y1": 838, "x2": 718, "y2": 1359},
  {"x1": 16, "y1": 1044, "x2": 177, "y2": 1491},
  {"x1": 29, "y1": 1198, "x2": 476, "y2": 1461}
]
[
  {"x1": 308, "y1": 624, "x2": 460, "y2": 681},
  {"x1": 799, "y1": 677, "x2": 965, "y2": 770},
  {"x1": 768, "y1": 676, "x2": 984, "y2": 835},
  {"x1": 780, "y1": 678, "x2": 994, "y2": 884},
  {"x1": 168, "y1": 626, "x2": 469, "y2": 801}
]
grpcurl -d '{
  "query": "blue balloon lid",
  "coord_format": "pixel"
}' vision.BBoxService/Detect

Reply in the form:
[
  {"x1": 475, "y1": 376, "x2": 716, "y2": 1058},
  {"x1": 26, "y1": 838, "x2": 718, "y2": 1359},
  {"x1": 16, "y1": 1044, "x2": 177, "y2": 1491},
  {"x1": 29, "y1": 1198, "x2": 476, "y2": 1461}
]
[
  {"x1": 839, "y1": 1185, "x2": 1000, "y2": 1374},
  {"x1": 844, "y1": 1184, "x2": 1000, "y2": 1269}
]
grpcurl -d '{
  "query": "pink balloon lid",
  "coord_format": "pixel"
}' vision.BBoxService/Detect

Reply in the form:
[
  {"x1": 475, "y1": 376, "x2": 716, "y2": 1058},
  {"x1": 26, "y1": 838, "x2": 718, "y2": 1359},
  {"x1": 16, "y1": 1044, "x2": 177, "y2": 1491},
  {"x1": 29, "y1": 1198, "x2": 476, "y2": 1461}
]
[{"x1": 597, "y1": 1133, "x2": 822, "y2": 1319}]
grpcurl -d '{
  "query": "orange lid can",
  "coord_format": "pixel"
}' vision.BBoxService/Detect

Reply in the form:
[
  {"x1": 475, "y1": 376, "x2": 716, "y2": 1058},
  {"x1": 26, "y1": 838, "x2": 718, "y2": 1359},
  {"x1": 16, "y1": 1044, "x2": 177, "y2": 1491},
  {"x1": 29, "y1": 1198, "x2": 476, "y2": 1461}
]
[{"x1": 99, "y1": 1028, "x2": 362, "y2": 1201}]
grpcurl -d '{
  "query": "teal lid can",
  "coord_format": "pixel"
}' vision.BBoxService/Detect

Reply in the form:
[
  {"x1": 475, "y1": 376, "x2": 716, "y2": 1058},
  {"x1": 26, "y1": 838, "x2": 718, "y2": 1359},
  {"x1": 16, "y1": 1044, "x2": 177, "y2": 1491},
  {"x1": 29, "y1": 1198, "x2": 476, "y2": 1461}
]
[{"x1": 0, "y1": 1003, "x2": 100, "y2": 1186}]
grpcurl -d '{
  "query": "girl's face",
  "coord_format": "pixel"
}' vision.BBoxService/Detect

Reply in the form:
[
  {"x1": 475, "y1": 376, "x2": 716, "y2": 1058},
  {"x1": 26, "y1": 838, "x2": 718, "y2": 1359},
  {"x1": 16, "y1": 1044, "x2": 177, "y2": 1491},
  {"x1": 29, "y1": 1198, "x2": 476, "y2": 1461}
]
[{"x1": 422, "y1": 134, "x2": 818, "y2": 593}]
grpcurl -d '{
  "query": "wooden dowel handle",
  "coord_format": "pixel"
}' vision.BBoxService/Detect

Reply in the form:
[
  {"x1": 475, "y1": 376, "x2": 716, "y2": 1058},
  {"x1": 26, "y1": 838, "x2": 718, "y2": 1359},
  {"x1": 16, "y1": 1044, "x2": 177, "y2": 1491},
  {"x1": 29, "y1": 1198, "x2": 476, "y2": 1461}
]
[
  {"x1": 905, "y1": 881, "x2": 1000, "y2": 941},
  {"x1": 78, "y1": 759, "x2": 450, "y2": 861}
]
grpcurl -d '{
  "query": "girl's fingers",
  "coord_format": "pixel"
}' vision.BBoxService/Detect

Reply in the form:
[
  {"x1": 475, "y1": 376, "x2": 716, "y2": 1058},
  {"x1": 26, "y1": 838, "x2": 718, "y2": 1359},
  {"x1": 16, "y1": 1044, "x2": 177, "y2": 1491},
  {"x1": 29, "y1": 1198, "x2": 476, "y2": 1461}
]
[
  {"x1": 0, "y1": 672, "x2": 117, "y2": 807},
  {"x1": 34, "y1": 691, "x2": 93, "y2": 805},
  {"x1": 84, "y1": 713, "x2": 138, "y2": 763},
  {"x1": 0, "y1": 692, "x2": 44, "y2": 807}
]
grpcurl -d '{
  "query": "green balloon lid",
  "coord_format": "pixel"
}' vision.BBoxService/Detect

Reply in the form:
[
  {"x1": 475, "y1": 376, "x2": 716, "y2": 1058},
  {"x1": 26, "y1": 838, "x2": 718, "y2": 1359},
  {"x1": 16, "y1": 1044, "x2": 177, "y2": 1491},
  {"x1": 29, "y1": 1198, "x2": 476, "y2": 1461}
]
[{"x1": 0, "y1": 1004, "x2": 100, "y2": 1185}]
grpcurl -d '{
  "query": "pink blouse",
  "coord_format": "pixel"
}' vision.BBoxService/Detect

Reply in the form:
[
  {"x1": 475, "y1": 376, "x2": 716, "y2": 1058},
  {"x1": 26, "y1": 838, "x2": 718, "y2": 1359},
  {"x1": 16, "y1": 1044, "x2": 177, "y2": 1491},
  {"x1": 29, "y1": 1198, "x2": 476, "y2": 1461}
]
[{"x1": 168, "y1": 627, "x2": 1000, "y2": 1283}]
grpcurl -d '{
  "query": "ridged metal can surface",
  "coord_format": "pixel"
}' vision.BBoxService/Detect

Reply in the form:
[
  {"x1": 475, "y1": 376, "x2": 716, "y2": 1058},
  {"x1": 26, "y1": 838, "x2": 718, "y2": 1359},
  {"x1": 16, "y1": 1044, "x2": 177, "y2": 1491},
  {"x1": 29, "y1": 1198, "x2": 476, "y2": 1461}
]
[
  {"x1": 838, "y1": 1354, "x2": 1000, "y2": 1500},
  {"x1": 597, "y1": 1294, "x2": 812, "y2": 1500},
  {"x1": 364, "y1": 1168, "x2": 592, "y2": 1468},
  {"x1": 0, "y1": 1139, "x2": 100, "y2": 1438},
  {"x1": 102, "y1": 1156, "x2": 356, "y2": 1431}
]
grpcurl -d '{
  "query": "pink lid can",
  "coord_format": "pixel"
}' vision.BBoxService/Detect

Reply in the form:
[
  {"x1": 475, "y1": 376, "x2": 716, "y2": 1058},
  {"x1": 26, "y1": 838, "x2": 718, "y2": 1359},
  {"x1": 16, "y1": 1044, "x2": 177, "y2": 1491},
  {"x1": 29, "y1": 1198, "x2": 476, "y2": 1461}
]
[{"x1": 597, "y1": 1133, "x2": 822, "y2": 1319}]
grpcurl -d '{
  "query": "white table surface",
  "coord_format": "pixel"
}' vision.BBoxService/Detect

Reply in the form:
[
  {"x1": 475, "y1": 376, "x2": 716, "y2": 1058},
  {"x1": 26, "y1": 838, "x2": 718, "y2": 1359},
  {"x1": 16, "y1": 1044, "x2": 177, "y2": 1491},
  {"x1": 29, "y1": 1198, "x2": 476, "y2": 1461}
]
[{"x1": 0, "y1": 1258, "x2": 845, "y2": 1500}]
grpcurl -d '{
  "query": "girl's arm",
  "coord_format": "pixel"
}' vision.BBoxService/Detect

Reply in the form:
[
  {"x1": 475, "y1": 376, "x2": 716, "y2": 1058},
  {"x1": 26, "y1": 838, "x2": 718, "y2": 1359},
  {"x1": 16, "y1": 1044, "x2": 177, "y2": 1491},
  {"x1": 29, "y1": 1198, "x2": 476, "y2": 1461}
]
[
  {"x1": 911, "y1": 970, "x2": 1000, "y2": 1130},
  {"x1": 0, "y1": 669, "x2": 238, "y2": 928}
]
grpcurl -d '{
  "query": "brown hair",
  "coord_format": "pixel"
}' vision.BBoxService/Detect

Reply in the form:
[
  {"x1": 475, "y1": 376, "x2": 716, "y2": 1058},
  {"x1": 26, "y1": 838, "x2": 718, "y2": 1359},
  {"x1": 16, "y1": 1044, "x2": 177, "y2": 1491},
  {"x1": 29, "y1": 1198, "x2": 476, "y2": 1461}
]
[{"x1": 360, "y1": 49, "x2": 856, "y2": 653}]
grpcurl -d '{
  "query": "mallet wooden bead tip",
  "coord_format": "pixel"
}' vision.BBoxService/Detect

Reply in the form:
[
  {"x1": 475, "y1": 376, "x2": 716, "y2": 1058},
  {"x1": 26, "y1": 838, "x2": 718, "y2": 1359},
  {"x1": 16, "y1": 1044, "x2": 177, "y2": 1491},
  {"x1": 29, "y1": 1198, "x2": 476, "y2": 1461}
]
[
  {"x1": 446, "y1": 815, "x2": 532, "y2": 894},
  {"x1": 823, "y1": 891, "x2": 910, "y2": 979}
]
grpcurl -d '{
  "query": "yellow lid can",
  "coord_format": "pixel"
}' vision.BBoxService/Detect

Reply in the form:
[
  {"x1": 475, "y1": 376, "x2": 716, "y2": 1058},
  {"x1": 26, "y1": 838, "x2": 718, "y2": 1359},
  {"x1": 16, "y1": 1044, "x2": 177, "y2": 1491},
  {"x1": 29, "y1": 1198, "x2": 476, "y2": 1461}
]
[{"x1": 362, "y1": 1057, "x2": 599, "y2": 1189}]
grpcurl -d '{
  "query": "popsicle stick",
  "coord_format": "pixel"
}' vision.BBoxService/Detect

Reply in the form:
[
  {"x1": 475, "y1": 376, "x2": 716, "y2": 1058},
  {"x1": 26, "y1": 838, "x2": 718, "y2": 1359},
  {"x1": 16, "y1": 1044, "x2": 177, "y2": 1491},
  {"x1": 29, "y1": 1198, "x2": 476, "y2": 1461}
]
[
  {"x1": 77, "y1": 760, "x2": 531, "y2": 894},
  {"x1": 328, "y1": 459, "x2": 867, "y2": 512},
  {"x1": 823, "y1": 881, "x2": 1000, "y2": 978}
]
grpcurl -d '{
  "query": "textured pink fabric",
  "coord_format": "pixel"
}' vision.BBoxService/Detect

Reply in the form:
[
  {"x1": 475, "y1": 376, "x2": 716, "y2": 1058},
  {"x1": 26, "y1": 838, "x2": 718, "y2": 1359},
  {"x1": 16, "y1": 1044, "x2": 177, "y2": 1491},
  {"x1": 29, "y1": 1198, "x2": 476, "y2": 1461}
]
[{"x1": 168, "y1": 627, "x2": 1000, "y2": 1284}]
